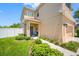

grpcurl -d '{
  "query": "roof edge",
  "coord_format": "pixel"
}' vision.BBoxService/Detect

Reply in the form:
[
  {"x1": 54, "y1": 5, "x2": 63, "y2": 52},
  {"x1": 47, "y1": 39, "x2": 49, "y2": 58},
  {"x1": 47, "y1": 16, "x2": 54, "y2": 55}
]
[
  {"x1": 23, "y1": 6, "x2": 34, "y2": 11},
  {"x1": 23, "y1": 3, "x2": 44, "y2": 11},
  {"x1": 35, "y1": 3, "x2": 44, "y2": 11}
]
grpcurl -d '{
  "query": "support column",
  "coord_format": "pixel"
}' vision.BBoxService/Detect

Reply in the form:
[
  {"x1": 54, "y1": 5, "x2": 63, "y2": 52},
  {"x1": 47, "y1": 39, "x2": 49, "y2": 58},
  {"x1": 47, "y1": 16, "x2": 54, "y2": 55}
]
[
  {"x1": 24, "y1": 22, "x2": 26, "y2": 36},
  {"x1": 72, "y1": 25, "x2": 75, "y2": 37},
  {"x1": 26, "y1": 21, "x2": 30, "y2": 37},
  {"x1": 38, "y1": 24, "x2": 40, "y2": 37}
]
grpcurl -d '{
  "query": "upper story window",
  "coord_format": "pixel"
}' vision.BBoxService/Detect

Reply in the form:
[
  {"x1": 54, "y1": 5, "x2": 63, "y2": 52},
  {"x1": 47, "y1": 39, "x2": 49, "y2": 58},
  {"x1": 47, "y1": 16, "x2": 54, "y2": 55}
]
[
  {"x1": 37, "y1": 12, "x2": 39, "y2": 17},
  {"x1": 27, "y1": 11, "x2": 33, "y2": 16}
]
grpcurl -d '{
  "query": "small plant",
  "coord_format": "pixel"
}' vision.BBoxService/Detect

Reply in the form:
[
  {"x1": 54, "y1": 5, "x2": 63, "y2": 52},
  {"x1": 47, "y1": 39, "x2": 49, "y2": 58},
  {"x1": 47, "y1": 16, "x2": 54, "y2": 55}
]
[
  {"x1": 39, "y1": 37, "x2": 49, "y2": 40},
  {"x1": 49, "y1": 39, "x2": 60, "y2": 45},
  {"x1": 18, "y1": 34, "x2": 25, "y2": 36},
  {"x1": 35, "y1": 39, "x2": 42, "y2": 44},
  {"x1": 48, "y1": 48, "x2": 63, "y2": 56},
  {"x1": 61, "y1": 41, "x2": 79, "y2": 52},
  {"x1": 25, "y1": 37, "x2": 31, "y2": 40},
  {"x1": 32, "y1": 44, "x2": 63, "y2": 56},
  {"x1": 15, "y1": 36, "x2": 25, "y2": 40},
  {"x1": 40, "y1": 37, "x2": 60, "y2": 45},
  {"x1": 16, "y1": 34, "x2": 31, "y2": 40}
]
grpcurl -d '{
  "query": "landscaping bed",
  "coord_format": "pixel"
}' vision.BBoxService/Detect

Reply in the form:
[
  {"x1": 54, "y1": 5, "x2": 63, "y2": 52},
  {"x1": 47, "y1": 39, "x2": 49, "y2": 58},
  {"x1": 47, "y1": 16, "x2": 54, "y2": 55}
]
[
  {"x1": 40, "y1": 37, "x2": 79, "y2": 52},
  {"x1": 61, "y1": 41, "x2": 79, "y2": 52},
  {"x1": 0, "y1": 36, "x2": 63, "y2": 56},
  {"x1": 32, "y1": 43, "x2": 63, "y2": 56}
]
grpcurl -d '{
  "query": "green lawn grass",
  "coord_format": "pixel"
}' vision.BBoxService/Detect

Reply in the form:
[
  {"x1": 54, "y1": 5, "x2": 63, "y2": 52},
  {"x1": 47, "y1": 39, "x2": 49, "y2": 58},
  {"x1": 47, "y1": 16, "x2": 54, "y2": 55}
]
[{"x1": 0, "y1": 37, "x2": 34, "y2": 56}]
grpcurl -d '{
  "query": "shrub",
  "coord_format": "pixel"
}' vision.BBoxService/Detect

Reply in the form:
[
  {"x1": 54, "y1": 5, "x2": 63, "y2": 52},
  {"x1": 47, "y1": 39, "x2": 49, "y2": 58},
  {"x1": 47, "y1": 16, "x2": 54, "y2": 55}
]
[
  {"x1": 15, "y1": 36, "x2": 25, "y2": 40},
  {"x1": 32, "y1": 44, "x2": 63, "y2": 56},
  {"x1": 35, "y1": 39, "x2": 42, "y2": 44},
  {"x1": 24, "y1": 37, "x2": 31, "y2": 40},
  {"x1": 16, "y1": 34, "x2": 31, "y2": 40},
  {"x1": 49, "y1": 49, "x2": 63, "y2": 56},
  {"x1": 61, "y1": 41, "x2": 79, "y2": 52},
  {"x1": 39, "y1": 37, "x2": 49, "y2": 40},
  {"x1": 40, "y1": 37, "x2": 60, "y2": 45},
  {"x1": 18, "y1": 34, "x2": 25, "y2": 36},
  {"x1": 48, "y1": 39, "x2": 60, "y2": 45}
]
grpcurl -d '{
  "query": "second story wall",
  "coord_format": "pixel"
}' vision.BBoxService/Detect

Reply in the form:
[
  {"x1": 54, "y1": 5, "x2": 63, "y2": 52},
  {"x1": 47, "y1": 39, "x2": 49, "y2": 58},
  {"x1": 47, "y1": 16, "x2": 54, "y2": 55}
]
[
  {"x1": 23, "y1": 7, "x2": 34, "y2": 17},
  {"x1": 34, "y1": 3, "x2": 63, "y2": 40},
  {"x1": 34, "y1": 3, "x2": 62, "y2": 19},
  {"x1": 21, "y1": 7, "x2": 35, "y2": 28}
]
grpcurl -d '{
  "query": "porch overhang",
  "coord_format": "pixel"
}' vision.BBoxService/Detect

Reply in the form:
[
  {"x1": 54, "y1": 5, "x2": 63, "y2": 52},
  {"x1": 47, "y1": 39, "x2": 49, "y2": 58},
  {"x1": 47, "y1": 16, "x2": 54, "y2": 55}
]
[{"x1": 23, "y1": 16, "x2": 40, "y2": 24}]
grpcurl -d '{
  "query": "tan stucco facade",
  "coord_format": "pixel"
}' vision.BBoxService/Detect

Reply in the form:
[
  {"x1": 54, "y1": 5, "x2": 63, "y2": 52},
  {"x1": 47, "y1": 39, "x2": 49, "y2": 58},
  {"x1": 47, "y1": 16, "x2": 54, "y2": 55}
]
[{"x1": 21, "y1": 3, "x2": 75, "y2": 43}]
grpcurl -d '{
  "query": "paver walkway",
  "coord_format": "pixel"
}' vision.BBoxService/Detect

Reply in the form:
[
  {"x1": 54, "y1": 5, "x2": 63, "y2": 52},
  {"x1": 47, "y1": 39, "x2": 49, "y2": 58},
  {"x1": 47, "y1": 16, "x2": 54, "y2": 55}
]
[{"x1": 41, "y1": 39, "x2": 76, "y2": 56}]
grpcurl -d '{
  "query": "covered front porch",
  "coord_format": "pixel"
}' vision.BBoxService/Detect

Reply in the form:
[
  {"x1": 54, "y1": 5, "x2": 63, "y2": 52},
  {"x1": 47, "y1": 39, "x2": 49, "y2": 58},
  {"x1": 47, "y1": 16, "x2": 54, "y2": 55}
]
[{"x1": 23, "y1": 16, "x2": 40, "y2": 37}]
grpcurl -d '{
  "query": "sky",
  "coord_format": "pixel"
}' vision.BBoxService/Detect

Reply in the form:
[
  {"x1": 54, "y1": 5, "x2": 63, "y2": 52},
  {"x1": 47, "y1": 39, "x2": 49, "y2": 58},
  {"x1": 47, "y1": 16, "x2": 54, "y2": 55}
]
[
  {"x1": 0, "y1": 3, "x2": 79, "y2": 26},
  {"x1": 72, "y1": 3, "x2": 79, "y2": 16}
]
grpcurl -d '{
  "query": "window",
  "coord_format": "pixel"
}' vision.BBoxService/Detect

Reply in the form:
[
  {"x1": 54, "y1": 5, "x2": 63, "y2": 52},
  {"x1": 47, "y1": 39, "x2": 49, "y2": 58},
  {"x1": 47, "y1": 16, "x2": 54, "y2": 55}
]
[
  {"x1": 27, "y1": 11, "x2": 33, "y2": 16},
  {"x1": 37, "y1": 12, "x2": 39, "y2": 17}
]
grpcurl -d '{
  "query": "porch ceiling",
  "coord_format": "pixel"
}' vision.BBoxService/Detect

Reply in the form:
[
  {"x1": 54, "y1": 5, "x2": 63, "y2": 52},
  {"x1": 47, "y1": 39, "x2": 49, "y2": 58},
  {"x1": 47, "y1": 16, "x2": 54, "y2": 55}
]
[
  {"x1": 26, "y1": 18, "x2": 40, "y2": 23},
  {"x1": 27, "y1": 19, "x2": 40, "y2": 24}
]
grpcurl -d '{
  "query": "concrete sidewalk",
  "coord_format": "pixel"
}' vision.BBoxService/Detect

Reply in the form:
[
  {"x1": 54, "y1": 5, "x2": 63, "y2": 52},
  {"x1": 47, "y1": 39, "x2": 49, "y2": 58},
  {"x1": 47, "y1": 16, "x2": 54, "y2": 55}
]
[{"x1": 41, "y1": 39, "x2": 76, "y2": 56}]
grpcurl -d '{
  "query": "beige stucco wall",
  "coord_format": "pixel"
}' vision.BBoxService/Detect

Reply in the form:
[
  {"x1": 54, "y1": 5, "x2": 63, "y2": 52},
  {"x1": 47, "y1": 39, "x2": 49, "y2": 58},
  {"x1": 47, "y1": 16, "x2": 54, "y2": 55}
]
[
  {"x1": 35, "y1": 3, "x2": 63, "y2": 41},
  {"x1": 61, "y1": 4, "x2": 75, "y2": 42},
  {"x1": 22, "y1": 3, "x2": 75, "y2": 43}
]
